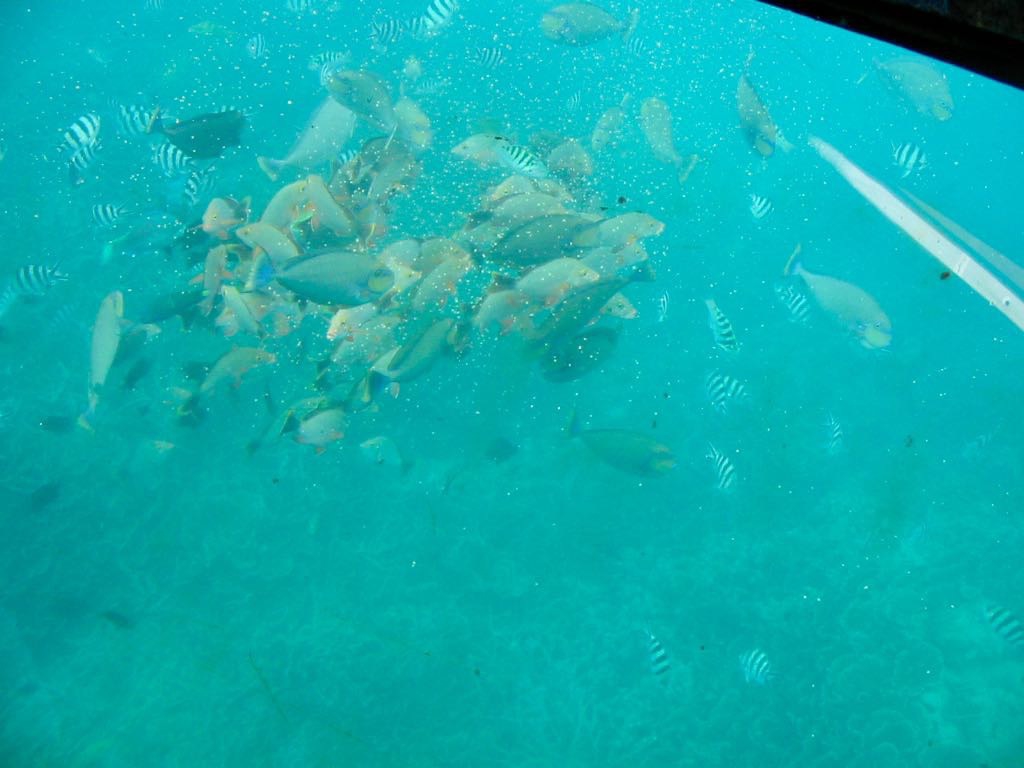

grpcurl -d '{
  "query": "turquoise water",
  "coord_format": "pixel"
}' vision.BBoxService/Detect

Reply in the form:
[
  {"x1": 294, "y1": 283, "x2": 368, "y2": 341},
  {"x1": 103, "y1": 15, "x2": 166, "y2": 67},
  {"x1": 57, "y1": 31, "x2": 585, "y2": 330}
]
[{"x1": 1, "y1": 0, "x2": 1023, "y2": 765}]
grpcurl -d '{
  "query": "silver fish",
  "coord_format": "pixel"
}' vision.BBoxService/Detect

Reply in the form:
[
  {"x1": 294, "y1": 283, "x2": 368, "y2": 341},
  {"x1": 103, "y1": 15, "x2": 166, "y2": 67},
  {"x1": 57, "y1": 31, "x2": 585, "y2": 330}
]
[
  {"x1": 645, "y1": 629, "x2": 670, "y2": 677},
  {"x1": 749, "y1": 193, "x2": 773, "y2": 219},
  {"x1": 705, "y1": 371, "x2": 747, "y2": 414},
  {"x1": 985, "y1": 604, "x2": 1024, "y2": 649},
  {"x1": 705, "y1": 298, "x2": 739, "y2": 352},
  {"x1": 824, "y1": 412, "x2": 843, "y2": 455},
  {"x1": 892, "y1": 142, "x2": 927, "y2": 178}
]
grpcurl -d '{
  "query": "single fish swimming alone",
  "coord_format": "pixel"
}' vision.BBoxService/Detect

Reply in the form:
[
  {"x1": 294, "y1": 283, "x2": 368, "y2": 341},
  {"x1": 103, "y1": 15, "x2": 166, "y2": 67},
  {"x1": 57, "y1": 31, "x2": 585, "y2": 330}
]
[
  {"x1": 246, "y1": 33, "x2": 268, "y2": 60},
  {"x1": 824, "y1": 412, "x2": 843, "y2": 455},
  {"x1": 784, "y1": 245, "x2": 892, "y2": 349},
  {"x1": 892, "y1": 142, "x2": 927, "y2": 178},
  {"x1": 656, "y1": 291, "x2": 669, "y2": 323},
  {"x1": 706, "y1": 443, "x2": 736, "y2": 492},
  {"x1": 705, "y1": 371, "x2": 748, "y2": 414},
  {"x1": 749, "y1": 193, "x2": 773, "y2": 219},
  {"x1": 705, "y1": 298, "x2": 740, "y2": 352},
  {"x1": 739, "y1": 648, "x2": 773, "y2": 684},
  {"x1": 984, "y1": 604, "x2": 1024, "y2": 649},
  {"x1": 645, "y1": 629, "x2": 671, "y2": 678},
  {"x1": 568, "y1": 411, "x2": 675, "y2": 476}
]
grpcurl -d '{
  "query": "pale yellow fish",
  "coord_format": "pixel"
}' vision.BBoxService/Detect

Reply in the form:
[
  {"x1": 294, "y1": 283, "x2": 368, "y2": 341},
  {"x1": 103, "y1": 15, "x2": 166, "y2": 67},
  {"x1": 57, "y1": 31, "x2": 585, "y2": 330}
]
[
  {"x1": 581, "y1": 242, "x2": 651, "y2": 279},
  {"x1": 326, "y1": 303, "x2": 379, "y2": 341},
  {"x1": 737, "y1": 73, "x2": 786, "y2": 157},
  {"x1": 875, "y1": 58, "x2": 954, "y2": 121},
  {"x1": 199, "y1": 347, "x2": 277, "y2": 397},
  {"x1": 451, "y1": 133, "x2": 506, "y2": 167},
  {"x1": 81, "y1": 290, "x2": 124, "y2": 427},
  {"x1": 288, "y1": 407, "x2": 347, "y2": 453},
  {"x1": 516, "y1": 257, "x2": 600, "y2": 306},
  {"x1": 591, "y1": 94, "x2": 632, "y2": 152},
  {"x1": 303, "y1": 175, "x2": 356, "y2": 237},
  {"x1": 573, "y1": 212, "x2": 664, "y2": 249},
  {"x1": 359, "y1": 436, "x2": 404, "y2": 468},
  {"x1": 785, "y1": 246, "x2": 892, "y2": 349},
  {"x1": 473, "y1": 289, "x2": 526, "y2": 334},
  {"x1": 200, "y1": 244, "x2": 231, "y2": 317},
  {"x1": 261, "y1": 178, "x2": 312, "y2": 230},
  {"x1": 638, "y1": 97, "x2": 682, "y2": 166},
  {"x1": 394, "y1": 97, "x2": 432, "y2": 152},
  {"x1": 235, "y1": 222, "x2": 300, "y2": 266},
  {"x1": 411, "y1": 253, "x2": 474, "y2": 313},
  {"x1": 545, "y1": 139, "x2": 594, "y2": 178},
  {"x1": 325, "y1": 69, "x2": 397, "y2": 132},
  {"x1": 601, "y1": 292, "x2": 638, "y2": 319},
  {"x1": 215, "y1": 286, "x2": 267, "y2": 338},
  {"x1": 257, "y1": 98, "x2": 357, "y2": 181}
]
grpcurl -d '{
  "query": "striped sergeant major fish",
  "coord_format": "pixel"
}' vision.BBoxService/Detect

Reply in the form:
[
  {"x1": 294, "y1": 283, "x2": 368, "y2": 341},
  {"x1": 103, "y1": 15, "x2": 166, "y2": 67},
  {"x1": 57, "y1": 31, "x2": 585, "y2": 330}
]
[
  {"x1": 706, "y1": 443, "x2": 736, "y2": 492},
  {"x1": 308, "y1": 51, "x2": 349, "y2": 72},
  {"x1": 984, "y1": 604, "x2": 1024, "y2": 649},
  {"x1": 892, "y1": 142, "x2": 926, "y2": 179},
  {"x1": 472, "y1": 47, "x2": 506, "y2": 69},
  {"x1": 60, "y1": 113, "x2": 101, "y2": 156},
  {"x1": 656, "y1": 291, "x2": 669, "y2": 323},
  {"x1": 705, "y1": 298, "x2": 740, "y2": 352},
  {"x1": 824, "y1": 412, "x2": 843, "y2": 455},
  {"x1": 68, "y1": 142, "x2": 101, "y2": 186},
  {"x1": 408, "y1": 0, "x2": 459, "y2": 40},
  {"x1": 370, "y1": 18, "x2": 405, "y2": 51},
  {"x1": 773, "y1": 281, "x2": 810, "y2": 323},
  {"x1": 565, "y1": 91, "x2": 581, "y2": 112},
  {"x1": 705, "y1": 370, "x2": 748, "y2": 414},
  {"x1": 0, "y1": 264, "x2": 69, "y2": 321},
  {"x1": 91, "y1": 203, "x2": 129, "y2": 228},
  {"x1": 285, "y1": 0, "x2": 317, "y2": 15},
  {"x1": 153, "y1": 142, "x2": 194, "y2": 177},
  {"x1": 246, "y1": 33, "x2": 268, "y2": 60},
  {"x1": 749, "y1": 193, "x2": 773, "y2": 219},
  {"x1": 624, "y1": 36, "x2": 647, "y2": 56},
  {"x1": 739, "y1": 648, "x2": 773, "y2": 684},
  {"x1": 184, "y1": 165, "x2": 216, "y2": 208},
  {"x1": 645, "y1": 628, "x2": 671, "y2": 677},
  {"x1": 115, "y1": 104, "x2": 159, "y2": 137},
  {"x1": 496, "y1": 140, "x2": 547, "y2": 179}
]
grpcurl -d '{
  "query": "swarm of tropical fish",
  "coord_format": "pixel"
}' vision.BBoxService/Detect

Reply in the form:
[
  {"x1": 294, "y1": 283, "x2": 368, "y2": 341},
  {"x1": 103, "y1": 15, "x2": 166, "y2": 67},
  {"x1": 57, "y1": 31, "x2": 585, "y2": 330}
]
[{"x1": 8, "y1": 0, "x2": 975, "y2": 482}]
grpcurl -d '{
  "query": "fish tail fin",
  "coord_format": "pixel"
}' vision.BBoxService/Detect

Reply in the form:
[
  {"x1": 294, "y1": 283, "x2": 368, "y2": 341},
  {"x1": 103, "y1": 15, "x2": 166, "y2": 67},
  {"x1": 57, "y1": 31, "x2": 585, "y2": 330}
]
[
  {"x1": 567, "y1": 407, "x2": 581, "y2": 438},
  {"x1": 280, "y1": 411, "x2": 299, "y2": 435},
  {"x1": 256, "y1": 156, "x2": 282, "y2": 181},
  {"x1": 622, "y1": 7, "x2": 640, "y2": 43},
  {"x1": 146, "y1": 106, "x2": 162, "y2": 134},
  {"x1": 783, "y1": 244, "x2": 802, "y2": 276}
]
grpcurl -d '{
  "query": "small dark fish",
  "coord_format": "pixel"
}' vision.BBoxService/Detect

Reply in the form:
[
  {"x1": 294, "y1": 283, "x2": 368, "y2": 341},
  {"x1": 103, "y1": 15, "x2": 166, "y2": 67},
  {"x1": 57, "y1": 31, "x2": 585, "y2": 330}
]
[
  {"x1": 99, "y1": 609, "x2": 136, "y2": 630},
  {"x1": 157, "y1": 109, "x2": 246, "y2": 159},
  {"x1": 121, "y1": 358, "x2": 153, "y2": 390},
  {"x1": 540, "y1": 326, "x2": 617, "y2": 382},
  {"x1": 29, "y1": 481, "x2": 60, "y2": 511},
  {"x1": 137, "y1": 287, "x2": 204, "y2": 328},
  {"x1": 39, "y1": 415, "x2": 76, "y2": 433},
  {"x1": 484, "y1": 437, "x2": 518, "y2": 463}
]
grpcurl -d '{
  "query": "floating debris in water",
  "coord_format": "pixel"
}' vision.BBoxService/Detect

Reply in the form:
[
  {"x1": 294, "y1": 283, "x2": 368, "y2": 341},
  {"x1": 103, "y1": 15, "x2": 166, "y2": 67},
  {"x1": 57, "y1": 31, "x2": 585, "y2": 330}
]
[{"x1": 739, "y1": 648, "x2": 773, "y2": 684}]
